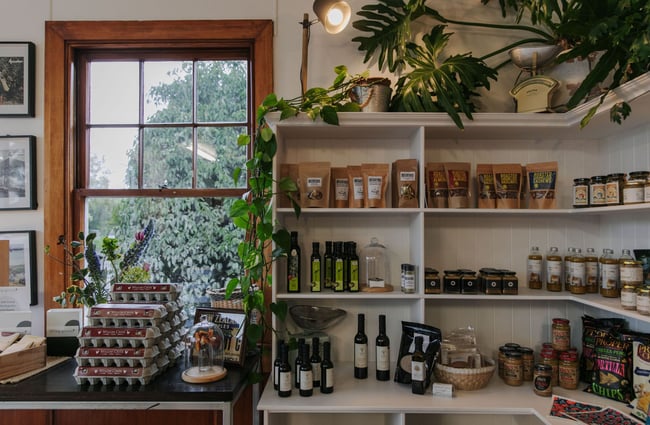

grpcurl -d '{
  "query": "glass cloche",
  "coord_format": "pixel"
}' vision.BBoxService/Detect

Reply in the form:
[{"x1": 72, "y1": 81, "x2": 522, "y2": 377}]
[
  {"x1": 182, "y1": 314, "x2": 227, "y2": 383},
  {"x1": 360, "y1": 237, "x2": 390, "y2": 289}
]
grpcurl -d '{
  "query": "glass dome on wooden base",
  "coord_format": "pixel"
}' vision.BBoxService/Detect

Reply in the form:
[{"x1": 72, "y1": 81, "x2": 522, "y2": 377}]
[{"x1": 182, "y1": 314, "x2": 227, "y2": 383}]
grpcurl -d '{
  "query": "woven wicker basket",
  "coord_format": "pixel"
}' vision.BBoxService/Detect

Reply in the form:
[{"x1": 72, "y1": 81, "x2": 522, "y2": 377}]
[
  {"x1": 206, "y1": 288, "x2": 244, "y2": 310},
  {"x1": 434, "y1": 358, "x2": 495, "y2": 391}
]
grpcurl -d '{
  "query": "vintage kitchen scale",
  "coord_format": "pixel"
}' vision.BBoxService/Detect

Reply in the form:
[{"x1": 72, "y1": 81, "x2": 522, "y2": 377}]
[{"x1": 509, "y1": 45, "x2": 562, "y2": 113}]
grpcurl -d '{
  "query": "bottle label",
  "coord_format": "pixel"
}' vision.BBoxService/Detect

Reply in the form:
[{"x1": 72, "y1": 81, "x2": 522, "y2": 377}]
[
  {"x1": 335, "y1": 259, "x2": 344, "y2": 290},
  {"x1": 546, "y1": 260, "x2": 562, "y2": 284},
  {"x1": 569, "y1": 261, "x2": 586, "y2": 286},
  {"x1": 573, "y1": 185, "x2": 588, "y2": 206},
  {"x1": 601, "y1": 263, "x2": 619, "y2": 289},
  {"x1": 527, "y1": 258, "x2": 542, "y2": 283},
  {"x1": 620, "y1": 266, "x2": 643, "y2": 284},
  {"x1": 411, "y1": 360, "x2": 425, "y2": 381},
  {"x1": 279, "y1": 371, "x2": 292, "y2": 392},
  {"x1": 325, "y1": 368, "x2": 334, "y2": 388},
  {"x1": 288, "y1": 251, "x2": 300, "y2": 292},
  {"x1": 377, "y1": 346, "x2": 390, "y2": 371},
  {"x1": 354, "y1": 343, "x2": 368, "y2": 368},
  {"x1": 349, "y1": 260, "x2": 359, "y2": 291},
  {"x1": 311, "y1": 259, "x2": 321, "y2": 291},
  {"x1": 299, "y1": 370, "x2": 313, "y2": 391},
  {"x1": 311, "y1": 362, "x2": 321, "y2": 382}
]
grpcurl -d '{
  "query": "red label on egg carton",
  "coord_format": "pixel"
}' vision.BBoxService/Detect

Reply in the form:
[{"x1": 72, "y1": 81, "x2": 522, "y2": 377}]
[
  {"x1": 80, "y1": 327, "x2": 156, "y2": 338},
  {"x1": 77, "y1": 347, "x2": 147, "y2": 357},
  {"x1": 113, "y1": 283, "x2": 174, "y2": 292},
  {"x1": 76, "y1": 366, "x2": 144, "y2": 377}
]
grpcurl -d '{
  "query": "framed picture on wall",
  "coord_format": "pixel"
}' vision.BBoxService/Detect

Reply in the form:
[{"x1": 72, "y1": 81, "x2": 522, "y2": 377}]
[
  {"x1": 0, "y1": 230, "x2": 37, "y2": 308},
  {"x1": 0, "y1": 42, "x2": 35, "y2": 117},
  {"x1": 0, "y1": 136, "x2": 36, "y2": 210},
  {"x1": 194, "y1": 307, "x2": 247, "y2": 366}
]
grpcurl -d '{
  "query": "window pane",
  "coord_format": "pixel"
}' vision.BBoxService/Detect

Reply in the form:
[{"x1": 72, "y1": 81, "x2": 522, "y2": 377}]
[
  {"x1": 197, "y1": 126, "x2": 247, "y2": 189},
  {"x1": 197, "y1": 60, "x2": 248, "y2": 123},
  {"x1": 144, "y1": 61, "x2": 192, "y2": 124},
  {"x1": 89, "y1": 62, "x2": 139, "y2": 124},
  {"x1": 89, "y1": 128, "x2": 139, "y2": 189},
  {"x1": 86, "y1": 197, "x2": 243, "y2": 317},
  {"x1": 143, "y1": 127, "x2": 192, "y2": 189}
]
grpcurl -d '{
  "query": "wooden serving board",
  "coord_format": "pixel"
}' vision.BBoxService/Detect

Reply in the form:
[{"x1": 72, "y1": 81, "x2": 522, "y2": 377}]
[{"x1": 360, "y1": 284, "x2": 394, "y2": 293}]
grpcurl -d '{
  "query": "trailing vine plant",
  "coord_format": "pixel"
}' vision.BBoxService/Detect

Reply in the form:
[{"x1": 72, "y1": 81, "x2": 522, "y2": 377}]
[{"x1": 227, "y1": 66, "x2": 368, "y2": 381}]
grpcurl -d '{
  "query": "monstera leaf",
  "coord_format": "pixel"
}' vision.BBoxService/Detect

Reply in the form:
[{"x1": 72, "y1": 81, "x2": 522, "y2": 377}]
[
  {"x1": 390, "y1": 26, "x2": 498, "y2": 129},
  {"x1": 352, "y1": 0, "x2": 428, "y2": 73}
]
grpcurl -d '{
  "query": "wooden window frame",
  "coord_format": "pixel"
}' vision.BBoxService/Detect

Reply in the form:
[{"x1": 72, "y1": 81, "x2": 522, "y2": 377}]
[{"x1": 44, "y1": 20, "x2": 273, "y2": 316}]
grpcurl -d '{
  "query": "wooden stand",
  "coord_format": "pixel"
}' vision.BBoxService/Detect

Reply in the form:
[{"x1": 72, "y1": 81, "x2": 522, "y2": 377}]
[
  {"x1": 181, "y1": 366, "x2": 227, "y2": 383},
  {"x1": 360, "y1": 284, "x2": 393, "y2": 293}
]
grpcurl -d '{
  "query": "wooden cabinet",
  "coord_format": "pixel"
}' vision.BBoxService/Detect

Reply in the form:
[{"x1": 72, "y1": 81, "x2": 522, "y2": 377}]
[{"x1": 258, "y1": 74, "x2": 650, "y2": 425}]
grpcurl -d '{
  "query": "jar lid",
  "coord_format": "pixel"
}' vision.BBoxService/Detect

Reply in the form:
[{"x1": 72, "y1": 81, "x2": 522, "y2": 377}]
[
  {"x1": 559, "y1": 351, "x2": 578, "y2": 360},
  {"x1": 505, "y1": 351, "x2": 522, "y2": 358},
  {"x1": 606, "y1": 173, "x2": 626, "y2": 179},
  {"x1": 574, "y1": 177, "x2": 591, "y2": 184},
  {"x1": 401, "y1": 263, "x2": 415, "y2": 271},
  {"x1": 540, "y1": 349, "x2": 558, "y2": 358},
  {"x1": 519, "y1": 347, "x2": 534, "y2": 354},
  {"x1": 425, "y1": 267, "x2": 439, "y2": 274},
  {"x1": 552, "y1": 318, "x2": 569, "y2": 325},
  {"x1": 590, "y1": 175, "x2": 607, "y2": 181},
  {"x1": 504, "y1": 342, "x2": 521, "y2": 349},
  {"x1": 535, "y1": 363, "x2": 553, "y2": 372}
]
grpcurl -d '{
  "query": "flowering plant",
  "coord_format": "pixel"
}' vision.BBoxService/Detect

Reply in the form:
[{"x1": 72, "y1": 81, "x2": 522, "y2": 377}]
[{"x1": 47, "y1": 220, "x2": 154, "y2": 307}]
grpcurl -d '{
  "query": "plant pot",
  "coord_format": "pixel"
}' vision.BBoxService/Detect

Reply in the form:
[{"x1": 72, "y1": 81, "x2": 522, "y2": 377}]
[{"x1": 349, "y1": 78, "x2": 392, "y2": 112}]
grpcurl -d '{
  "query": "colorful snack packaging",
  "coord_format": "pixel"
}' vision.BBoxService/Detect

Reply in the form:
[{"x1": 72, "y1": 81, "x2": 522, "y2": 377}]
[
  {"x1": 425, "y1": 162, "x2": 448, "y2": 208},
  {"x1": 526, "y1": 161, "x2": 558, "y2": 209},
  {"x1": 444, "y1": 162, "x2": 471, "y2": 208},
  {"x1": 392, "y1": 159, "x2": 419, "y2": 208},
  {"x1": 476, "y1": 163, "x2": 496, "y2": 209},
  {"x1": 298, "y1": 162, "x2": 331, "y2": 208},
  {"x1": 362, "y1": 163, "x2": 390, "y2": 208},
  {"x1": 493, "y1": 163, "x2": 522, "y2": 209}
]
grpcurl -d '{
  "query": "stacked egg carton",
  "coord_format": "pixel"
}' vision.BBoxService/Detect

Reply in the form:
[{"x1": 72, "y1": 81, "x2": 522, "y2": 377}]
[{"x1": 73, "y1": 283, "x2": 187, "y2": 385}]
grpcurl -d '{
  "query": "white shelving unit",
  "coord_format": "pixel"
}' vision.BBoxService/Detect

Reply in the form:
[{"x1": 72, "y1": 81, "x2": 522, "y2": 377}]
[{"x1": 258, "y1": 73, "x2": 650, "y2": 425}]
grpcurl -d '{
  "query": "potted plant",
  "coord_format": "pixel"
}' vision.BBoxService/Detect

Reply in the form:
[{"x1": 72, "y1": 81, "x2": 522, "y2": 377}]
[
  {"x1": 46, "y1": 220, "x2": 154, "y2": 308},
  {"x1": 352, "y1": 0, "x2": 650, "y2": 127},
  {"x1": 226, "y1": 66, "x2": 368, "y2": 381}
]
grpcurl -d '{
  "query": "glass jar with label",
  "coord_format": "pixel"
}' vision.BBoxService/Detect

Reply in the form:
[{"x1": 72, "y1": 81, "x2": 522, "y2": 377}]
[
  {"x1": 585, "y1": 248, "x2": 599, "y2": 293},
  {"x1": 551, "y1": 318, "x2": 571, "y2": 351},
  {"x1": 533, "y1": 363, "x2": 553, "y2": 397},
  {"x1": 624, "y1": 172, "x2": 648, "y2": 204},
  {"x1": 569, "y1": 248, "x2": 586, "y2": 294},
  {"x1": 401, "y1": 263, "x2": 416, "y2": 294},
  {"x1": 558, "y1": 351, "x2": 579, "y2": 390},
  {"x1": 501, "y1": 271, "x2": 518, "y2": 295},
  {"x1": 539, "y1": 348, "x2": 559, "y2": 387},
  {"x1": 600, "y1": 248, "x2": 619, "y2": 298},
  {"x1": 424, "y1": 268, "x2": 441, "y2": 294},
  {"x1": 527, "y1": 246, "x2": 543, "y2": 289},
  {"x1": 483, "y1": 268, "x2": 502, "y2": 295},
  {"x1": 621, "y1": 285, "x2": 637, "y2": 310},
  {"x1": 564, "y1": 247, "x2": 575, "y2": 291},
  {"x1": 572, "y1": 178, "x2": 590, "y2": 208},
  {"x1": 546, "y1": 247, "x2": 563, "y2": 292},
  {"x1": 503, "y1": 350, "x2": 523, "y2": 386},
  {"x1": 606, "y1": 173, "x2": 625, "y2": 205},
  {"x1": 637, "y1": 288, "x2": 650, "y2": 315},
  {"x1": 519, "y1": 347, "x2": 534, "y2": 381},
  {"x1": 589, "y1": 175, "x2": 607, "y2": 206},
  {"x1": 620, "y1": 249, "x2": 643, "y2": 287}
]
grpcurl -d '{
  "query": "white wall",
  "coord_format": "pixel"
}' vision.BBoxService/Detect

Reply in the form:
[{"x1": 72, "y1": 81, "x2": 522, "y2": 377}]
[{"x1": 0, "y1": 0, "x2": 529, "y2": 335}]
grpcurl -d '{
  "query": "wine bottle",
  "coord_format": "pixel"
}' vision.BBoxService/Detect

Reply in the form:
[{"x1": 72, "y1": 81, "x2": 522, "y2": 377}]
[
  {"x1": 411, "y1": 336, "x2": 426, "y2": 395},
  {"x1": 299, "y1": 343, "x2": 313, "y2": 397},
  {"x1": 310, "y1": 337, "x2": 322, "y2": 388},
  {"x1": 294, "y1": 338, "x2": 305, "y2": 388},
  {"x1": 273, "y1": 339, "x2": 285, "y2": 390},
  {"x1": 310, "y1": 242, "x2": 322, "y2": 292},
  {"x1": 278, "y1": 342, "x2": 292, "y2": 398},
  {"x1": 287, "y1": 231, "x2": 301, "y2": 293},
  {"x1": 375, "y1": 314, "x2": 390, "y2": 381},
  {"x1": 320, "y1": 341, "x2": 334, "y2": 394},
  {"x1": 354, "y1": 313, "x2": 368, "y2": 379},
  {"x1": 323, "y1": 241, "x2": 334, "y2": 289}
]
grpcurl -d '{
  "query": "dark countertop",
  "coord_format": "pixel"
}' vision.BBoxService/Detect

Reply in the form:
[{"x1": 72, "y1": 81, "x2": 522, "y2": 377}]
[{"x1": 0, "y1": 355, "x2": 255, "y2": 405}]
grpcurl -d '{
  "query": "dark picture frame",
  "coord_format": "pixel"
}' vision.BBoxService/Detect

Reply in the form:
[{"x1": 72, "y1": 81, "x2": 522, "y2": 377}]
[
  {"x1": 0, "y1": 135, "x2": 36, "y2": 210},
  {"x1": 0, "y1": 42, "x2": 35, "y2": 117},
  {"x1": 0, "y1": 230, "x2": 37, "y2": 308},
  {"x1": 194, "y1": 307, "x2": 247, "y2": 366}
]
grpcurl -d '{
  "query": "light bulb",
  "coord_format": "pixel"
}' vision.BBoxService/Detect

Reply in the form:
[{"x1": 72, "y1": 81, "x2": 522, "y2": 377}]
[{"x1": 327, "y1": 8, "x2": 344, "y2": 26}]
